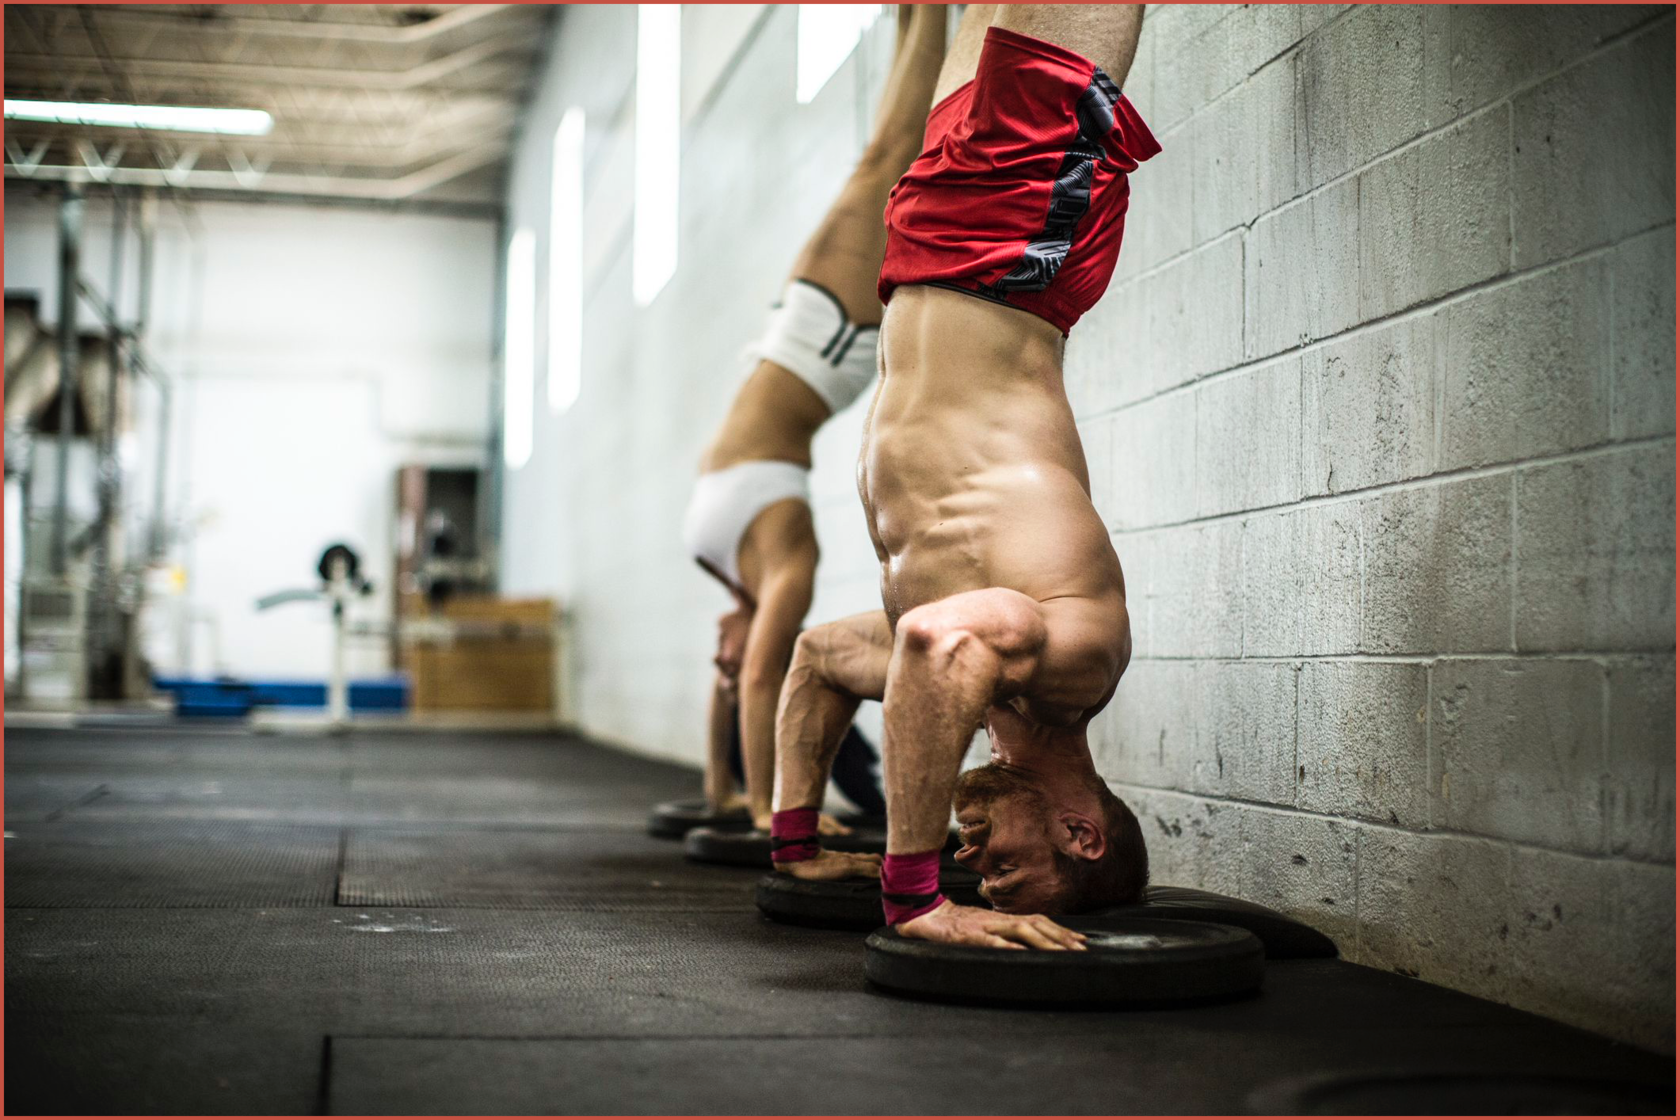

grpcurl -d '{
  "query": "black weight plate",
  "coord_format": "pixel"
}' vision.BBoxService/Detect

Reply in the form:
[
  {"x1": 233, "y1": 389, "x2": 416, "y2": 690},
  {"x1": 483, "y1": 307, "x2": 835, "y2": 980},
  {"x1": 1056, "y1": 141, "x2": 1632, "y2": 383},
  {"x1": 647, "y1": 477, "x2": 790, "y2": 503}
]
[
  {"x1": 1091, "y1": 884, "x2": 1338, "y2": 959},
  {"x1": 683, "y1": 826, "x2": 889, "y2": 868},
  {"x1": 685, "y1": 825, "x2": 963, "y2": 868},
  {"x1": 1246, "y1": 1071, "x2": 1675, "y2": 1116},
  {"x1": 756, "y1": 867, "x2": 984, "y2": 931},
  {"x1": 864, "y1": 916, "x2": 1264, "y2": 1007},
  {"x1": 646, "y1": 798, "x2": 752, "y2": 840}
]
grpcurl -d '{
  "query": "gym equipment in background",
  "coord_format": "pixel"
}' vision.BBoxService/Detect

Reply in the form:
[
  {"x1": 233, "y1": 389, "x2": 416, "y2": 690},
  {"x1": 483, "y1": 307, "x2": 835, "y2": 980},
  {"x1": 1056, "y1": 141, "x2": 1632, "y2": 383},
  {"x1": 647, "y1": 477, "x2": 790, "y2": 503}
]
[
  {"x1": 864, "y1": 916, "x2": 1265, "y2": 1007},
  {"x1": 256, "y1": 542, "x2": 374, "y2": 729}
]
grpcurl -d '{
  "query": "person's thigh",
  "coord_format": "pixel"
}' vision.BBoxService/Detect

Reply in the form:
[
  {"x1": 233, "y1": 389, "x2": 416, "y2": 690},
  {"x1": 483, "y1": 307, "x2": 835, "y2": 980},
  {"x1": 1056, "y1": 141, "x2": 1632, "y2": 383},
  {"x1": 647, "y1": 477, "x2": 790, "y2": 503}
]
[
  {"x1": 933, "y1": 3, "x2": 998, "y2": 104},
  {"x1": 991, "y1": 3, "x2": 1145, "y2": 87}
]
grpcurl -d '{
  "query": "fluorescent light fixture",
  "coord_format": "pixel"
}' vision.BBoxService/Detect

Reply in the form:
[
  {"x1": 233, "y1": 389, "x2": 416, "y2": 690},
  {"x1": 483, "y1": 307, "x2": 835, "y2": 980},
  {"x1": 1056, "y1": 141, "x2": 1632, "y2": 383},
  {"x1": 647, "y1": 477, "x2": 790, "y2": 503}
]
[
  {"x1": 633, "y1": 4, "x2": 680, "y2": 307},
  {"x1": 503, "y1": 228, "x2": 537, "y2": 471},
  {"x1": 797, "y1": 5, "x2": 881, "y2": 103},
  {"x1": 549, "y1": 107, "x2": 585, "y2": 414},
  {"x1": 4, "y1": 98, "x2": 273, "y2": 136}
]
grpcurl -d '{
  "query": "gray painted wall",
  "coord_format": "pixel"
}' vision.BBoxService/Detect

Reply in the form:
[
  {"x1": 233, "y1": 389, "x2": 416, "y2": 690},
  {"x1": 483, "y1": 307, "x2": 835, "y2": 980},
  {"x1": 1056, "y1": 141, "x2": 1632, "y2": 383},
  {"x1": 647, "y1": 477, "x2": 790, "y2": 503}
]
[{"x1": 500, "y1": 5, "x2": 1675, "y2": 1050}]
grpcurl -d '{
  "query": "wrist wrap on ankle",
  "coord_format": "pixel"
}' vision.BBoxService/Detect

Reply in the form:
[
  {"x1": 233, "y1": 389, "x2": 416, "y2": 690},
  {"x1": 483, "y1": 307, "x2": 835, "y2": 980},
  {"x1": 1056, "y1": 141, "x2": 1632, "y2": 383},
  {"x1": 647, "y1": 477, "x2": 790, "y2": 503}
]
[
  {"x1": 770, "y1": 807, "x2": 820, "y2": 863},
  {"x1": 882, "y1": 850, "x2": 945, "y2": 926}
]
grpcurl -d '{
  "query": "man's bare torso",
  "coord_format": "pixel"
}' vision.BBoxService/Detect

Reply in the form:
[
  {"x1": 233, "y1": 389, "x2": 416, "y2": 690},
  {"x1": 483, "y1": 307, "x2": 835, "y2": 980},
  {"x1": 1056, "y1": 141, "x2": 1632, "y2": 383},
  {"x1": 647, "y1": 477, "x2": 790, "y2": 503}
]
[{"x1": 858, "y1": 285, "x2": 1131, "y2": 722}]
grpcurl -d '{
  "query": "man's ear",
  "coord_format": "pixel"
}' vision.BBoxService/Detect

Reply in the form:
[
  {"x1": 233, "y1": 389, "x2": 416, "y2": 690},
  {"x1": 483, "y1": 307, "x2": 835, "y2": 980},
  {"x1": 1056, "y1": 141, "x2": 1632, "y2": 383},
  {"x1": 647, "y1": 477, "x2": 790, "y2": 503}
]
[{"x1": 1058, "y1": 812, "x2": 1107, "y2": 861}]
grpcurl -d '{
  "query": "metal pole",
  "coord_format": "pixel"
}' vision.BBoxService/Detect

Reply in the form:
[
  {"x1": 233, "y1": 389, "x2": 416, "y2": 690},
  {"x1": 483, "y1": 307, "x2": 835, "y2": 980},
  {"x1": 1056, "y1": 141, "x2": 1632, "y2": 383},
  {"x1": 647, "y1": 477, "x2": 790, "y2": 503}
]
[
  {"x1": 135, "y1": 192, "x2": 170, "y2": 562},
  {"x1": 89, "y1": 190, "x2": 128, "y2": 695},
  {"x1": 50, "y1": 181, "x2": 84, "y2": 576}
]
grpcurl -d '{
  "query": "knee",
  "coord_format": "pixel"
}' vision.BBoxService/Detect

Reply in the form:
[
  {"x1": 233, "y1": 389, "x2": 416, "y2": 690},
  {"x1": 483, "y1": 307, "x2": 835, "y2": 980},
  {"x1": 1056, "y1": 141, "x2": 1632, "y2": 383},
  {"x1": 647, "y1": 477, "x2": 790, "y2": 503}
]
[{"x1": 896, "y1": 605, "x2": 977, "y2": 661}]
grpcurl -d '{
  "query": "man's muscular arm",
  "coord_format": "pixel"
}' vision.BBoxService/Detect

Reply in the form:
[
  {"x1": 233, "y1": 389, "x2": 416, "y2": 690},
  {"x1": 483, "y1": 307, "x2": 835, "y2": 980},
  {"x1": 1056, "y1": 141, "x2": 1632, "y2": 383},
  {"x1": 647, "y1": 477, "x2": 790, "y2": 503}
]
[{"x1": 883, "y1": 587, "x2": 1085, "y2": 949}]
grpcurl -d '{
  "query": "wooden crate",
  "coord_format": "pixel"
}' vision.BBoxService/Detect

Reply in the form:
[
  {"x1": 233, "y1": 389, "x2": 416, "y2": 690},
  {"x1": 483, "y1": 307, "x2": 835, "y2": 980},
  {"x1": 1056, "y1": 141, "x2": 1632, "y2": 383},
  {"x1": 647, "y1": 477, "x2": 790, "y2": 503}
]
[{"x1": 407, "y1": 597, "x2": 556, "y2": 713}]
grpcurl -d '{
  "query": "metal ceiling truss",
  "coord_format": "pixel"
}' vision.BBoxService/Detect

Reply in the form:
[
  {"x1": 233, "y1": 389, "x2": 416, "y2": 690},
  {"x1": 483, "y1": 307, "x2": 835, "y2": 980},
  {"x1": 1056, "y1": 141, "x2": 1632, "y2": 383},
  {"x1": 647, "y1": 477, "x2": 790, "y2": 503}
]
[{"x1": 3, "y1": 3, "x2": 553, "y2": 203}]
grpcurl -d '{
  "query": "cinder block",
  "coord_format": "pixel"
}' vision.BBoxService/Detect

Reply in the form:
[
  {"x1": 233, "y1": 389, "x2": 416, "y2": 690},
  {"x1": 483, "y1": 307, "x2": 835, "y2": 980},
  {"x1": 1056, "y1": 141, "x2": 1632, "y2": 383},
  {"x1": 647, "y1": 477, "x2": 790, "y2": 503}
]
[
  {"x1": 1110, "y1": 391, "x2": 1197, "y2": 529},
  {"x1": 1504, "y1": 846, "x2": 1674, "y2": 1052},
  {"x1": 1113, "y1": 104, "x2": 1192, "y2": 283},
  {"x1": 1150, "y1": 232, "x2": 1246, "y2": 395},
  {"x1": 1065, "y1": 276, "x2": 1153, "y2": 416},
  {"x1": 1188, "y1": 660, "x2": 1298, "y2": 805},
  {"x1": 1206, "y1": 803, "x2": 1360, "y2": 953},
  {"x1": 1357, "y1": 106, "x2": 1511, "y2": 321},
  {"x1": 1439, "y1": 257, "x2": 1612, "y2": 471},
  {"x1": 1431, "y1": 659, "x2": 1604, "y2": 851},
  {"x1": 1437, "y1": 6, "x2": 1662, "y2": 123},
  {"x1": 1361, "y1": 474, "x2": 1513, "y2": 654},
  {"x1": 1245, "y1": 177, "x2": 1360, "y2": 361},
  {"x1": 1132, "y1": 519, "x2": 1245, "y2": 659},
  {"x1": 1297, "y1": 662, "x2": 1430, "y2": 828},
  {"x1": 1353, "y1": 828, "x2": 1513, "y2": 987},
  {"x1": 1514, "y1": 445, "x2": 1676, "y2": 650},
  {"x1": 1613, "y1": 859, "x2": 1677, "y2": 1051},
  {"x1": 1147, "y1": 5, "x2": 1245, "y2": 132},
  {"x1": 1512, "y1": 24, "x2": 1675, "y2": 267},
  {"x1": 1110, "y1": 784, "x2": 1217, "y2": 889},
  {"x1": 1092, "y1": 659, "x2": 1196, "y2": 791},
  {"x1": 1611, "y1": 228, "x2": 1676, "y2": 441},
  {"x1": 1301, "y1": 313, "x2": 1439, "y2": 497},
  {"x1": 1297, "y1": 5, "x2": 1429, "y2": 186},
  {"x1": 1194, "y1": 357, "x2": 1302, "y2": 518},
  {"x1": 1605, "y1": 655, "x2": 1675, "y2": 862},
  {"x1": 1242, "y1": 503, "x2": 1362, "y2": 656},
  {"x1": 1190, "y1": 54, "x2": 1302, "y2": 246},
  {"x1": 1120, "y1": 3, "x2": 1157, "y2": 124}
]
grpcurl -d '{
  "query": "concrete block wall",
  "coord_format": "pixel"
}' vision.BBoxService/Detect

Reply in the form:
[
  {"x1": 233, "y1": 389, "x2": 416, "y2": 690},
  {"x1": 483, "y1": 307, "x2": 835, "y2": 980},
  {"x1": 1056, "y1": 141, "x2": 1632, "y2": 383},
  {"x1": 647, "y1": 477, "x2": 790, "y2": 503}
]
[
  {"x1": 501, "y1": 5, "x2": 1674, "y2": 1050},
  {"x1": 1079, "y1": 4, "x2": 1674, "y2": 1051}
]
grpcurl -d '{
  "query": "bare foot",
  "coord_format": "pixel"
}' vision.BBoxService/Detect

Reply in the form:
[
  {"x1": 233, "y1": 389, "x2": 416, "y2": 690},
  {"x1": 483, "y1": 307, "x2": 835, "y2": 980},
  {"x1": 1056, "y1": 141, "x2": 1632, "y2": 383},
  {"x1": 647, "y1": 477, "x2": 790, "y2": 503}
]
[{"x1": 773, "y1": 849, "x2": 883, "y2": 881}]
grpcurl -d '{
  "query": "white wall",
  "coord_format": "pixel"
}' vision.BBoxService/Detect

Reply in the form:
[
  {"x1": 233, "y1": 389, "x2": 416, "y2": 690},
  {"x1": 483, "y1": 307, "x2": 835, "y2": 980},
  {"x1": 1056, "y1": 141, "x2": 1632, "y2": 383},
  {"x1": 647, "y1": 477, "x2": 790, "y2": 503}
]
[
  {"x1": 500, "y1": 4, "x2": 898, "y2": 752},
  {"x1": 3, "y1": 189, "x2": 498, "y2": 678}
]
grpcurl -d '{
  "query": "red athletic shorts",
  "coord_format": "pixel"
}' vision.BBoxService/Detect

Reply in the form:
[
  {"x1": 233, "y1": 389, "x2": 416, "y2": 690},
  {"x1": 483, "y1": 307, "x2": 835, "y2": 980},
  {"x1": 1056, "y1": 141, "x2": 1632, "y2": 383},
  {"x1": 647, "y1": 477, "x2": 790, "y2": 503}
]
[{"x1": 878, "y1": 27, "x2": 1161, "y2": 335}]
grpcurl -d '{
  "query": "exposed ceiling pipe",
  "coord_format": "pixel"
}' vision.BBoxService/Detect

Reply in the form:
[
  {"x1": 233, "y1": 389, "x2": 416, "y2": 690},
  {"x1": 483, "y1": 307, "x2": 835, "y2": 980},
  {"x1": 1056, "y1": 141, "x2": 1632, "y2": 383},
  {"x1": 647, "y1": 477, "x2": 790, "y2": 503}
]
[
  {"x1": 5, "y1": 35, "x2": 540, "y2": 91},
  {"x1": 82, "y1": 5, "x2": 513, "y2": 45},
  {"x1": 9, "y1": 143, "x2": 503, "y2": 201}
]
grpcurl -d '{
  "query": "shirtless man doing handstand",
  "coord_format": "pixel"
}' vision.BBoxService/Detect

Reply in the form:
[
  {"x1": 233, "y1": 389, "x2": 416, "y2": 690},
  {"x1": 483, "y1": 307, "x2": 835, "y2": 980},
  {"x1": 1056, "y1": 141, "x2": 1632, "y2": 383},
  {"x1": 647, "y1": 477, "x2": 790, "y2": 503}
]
[{"x1": 767, "y1": 4, "x2": 1158, "y2": 950}]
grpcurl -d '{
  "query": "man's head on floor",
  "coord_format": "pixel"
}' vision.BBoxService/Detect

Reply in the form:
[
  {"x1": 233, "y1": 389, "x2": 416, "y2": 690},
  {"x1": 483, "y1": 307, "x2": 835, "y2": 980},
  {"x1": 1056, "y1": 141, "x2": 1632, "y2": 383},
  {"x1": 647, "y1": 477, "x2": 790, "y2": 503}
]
[{"x1": 951, "y1": 762, "x2": 1147, "y2": 915}]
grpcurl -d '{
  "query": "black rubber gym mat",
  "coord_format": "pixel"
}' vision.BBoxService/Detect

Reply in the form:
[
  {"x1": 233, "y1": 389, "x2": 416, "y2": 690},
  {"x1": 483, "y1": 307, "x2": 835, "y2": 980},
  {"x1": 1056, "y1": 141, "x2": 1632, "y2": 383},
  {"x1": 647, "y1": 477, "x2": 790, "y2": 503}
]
[
  {"x1": 337, "y1": 828, "x2": 760, "y2": 909},
  {"x1": 41, "y1": 774, "x2": 353, "y2": 825},
  {"x1": 3, "y1": 1023, "x2": 324, "y2": 1117},
  {"x1": 3, "y1": 821, "x2": 341, "y2": 908},
  {"x1": 323, "y1": 1009, "x2": 1676, "y2": 1117},
  {"x1": 2, "y1": 775, "x2": 108, "y2": 819}
]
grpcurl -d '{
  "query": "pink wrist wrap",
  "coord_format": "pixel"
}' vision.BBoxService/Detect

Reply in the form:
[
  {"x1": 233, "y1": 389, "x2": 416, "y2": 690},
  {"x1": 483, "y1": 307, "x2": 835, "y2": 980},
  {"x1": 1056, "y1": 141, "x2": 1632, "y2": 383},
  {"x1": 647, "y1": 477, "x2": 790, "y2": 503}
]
[
  {"x1": 882, "y1": 850, "x2": 946, "y2": 926},
  {"x1": 770, "y1": 807, "x2": 820, "y2": 863}
]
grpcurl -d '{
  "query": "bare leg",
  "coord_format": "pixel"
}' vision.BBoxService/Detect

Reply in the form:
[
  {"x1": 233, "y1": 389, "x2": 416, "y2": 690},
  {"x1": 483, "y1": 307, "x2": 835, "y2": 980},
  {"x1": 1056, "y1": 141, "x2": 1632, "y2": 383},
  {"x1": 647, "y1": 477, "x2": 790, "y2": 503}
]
[
  {"x1": 991, "y1": 4, "x2": 1145, "y2": 87},
  {"x1": 702, "y1": 672, "x2": 744, "y2": 810},
  {"x1": 787, "y1": 3, "x2": 949, "y2": 323},
  {"x1": 771, "y1": 611, "x2": 893, "y2": 879},
  {"x1": 931, "y1": 3, "x2": 996, "y2": 104},
  {"x1": 773, "y1": 611, "x2": 892, "y2": 812}
]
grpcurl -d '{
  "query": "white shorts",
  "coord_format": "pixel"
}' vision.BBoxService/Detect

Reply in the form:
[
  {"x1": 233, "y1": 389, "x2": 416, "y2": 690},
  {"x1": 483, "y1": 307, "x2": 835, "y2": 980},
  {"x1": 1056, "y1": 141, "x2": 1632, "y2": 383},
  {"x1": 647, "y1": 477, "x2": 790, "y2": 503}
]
[
  {"x1": 753, "y1": 280, "x2": 879, "y2": 414},
  {"x1": 682, "y1": 460, "x2": 811, "y2": 594}
]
